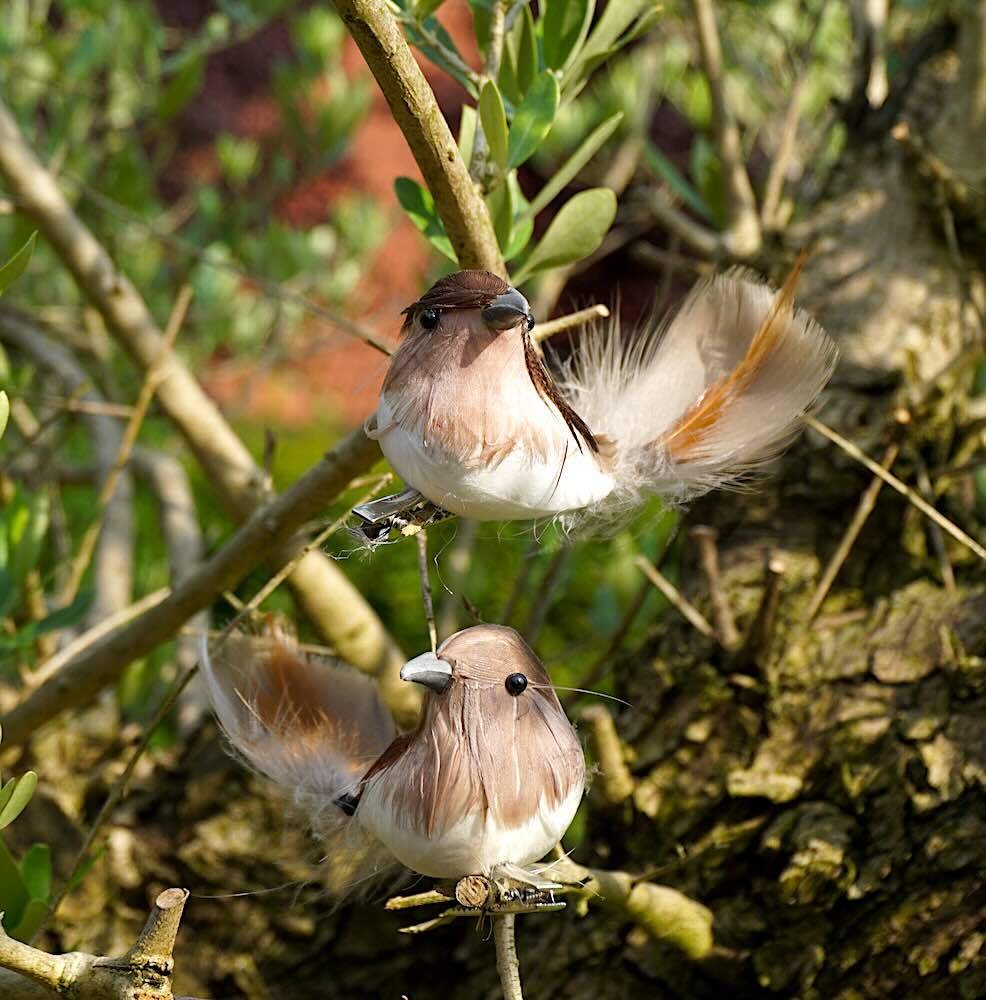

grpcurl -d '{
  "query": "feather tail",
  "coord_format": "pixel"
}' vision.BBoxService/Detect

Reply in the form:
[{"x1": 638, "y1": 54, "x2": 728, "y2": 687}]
[
  {"x1": 555, "y1": 262, "x2": 838, "y2": 524},
  {"x1": 201, "y1": 629, "x2": 400, "y2": 893}
]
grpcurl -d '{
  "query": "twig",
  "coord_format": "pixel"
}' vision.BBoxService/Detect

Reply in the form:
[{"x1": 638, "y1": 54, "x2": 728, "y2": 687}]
[
  {"x1": 437, "y1": 519, "x2": 478, "y2": 638},
  {"x1": 384, "y1": 889, "x2": 453, "y2": 911},
  {"x1": 689, "y1": 525, "x2": 740, "y2": 650},
  {"x1": 733, "y1": 555, "x2": 786, "y2": 672},
  {"x1": 690, "y1": 0, "x2": 762, "y2": 257},
  {"x1": 634, "y1": 554, "x2": 715, "y2": 640},
  {"x1": 61, "y1": 286, "x2": 192, "y2": 605},
  {"x1": 533, "y1": 304, "x2": 610, "y2": 342},
  {"x1": 417, "y1": 530, "x2": 438, "y2": 653},
  {"x1": 1, "y1": 887, "x2": 189, "y2": 999},
  {"x1": 494, "y1": 914, "x2": 524, "y2": 1000},
  {"x1": 805, "y1": 442, "x2": 900, "y2": 621},
  {"x1": 525, "y1": 547, "x2": 571, "y2": 645},
  {"x1": 805, "y1": 416, "x2": 986, "y2": 561},
  {"x1": 645, "y1": 187, "x2": 723, "y2": 258},
  {"x1": 582, "y1": 705, "x2": 634, "y2": 804},
  {"x1": 336, "y1": 0, "x2": 503, "y2": 273}
]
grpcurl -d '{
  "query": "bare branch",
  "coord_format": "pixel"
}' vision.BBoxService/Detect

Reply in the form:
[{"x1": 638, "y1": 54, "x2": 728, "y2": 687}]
[
  {"x1": 0, "y1": 98, "x2": 404, "y2": 699},
  {"x1": 533, "y1": 304, "x2": 610, "y2": 342},
  {"x1": 494, "y1": 914, "x2": 524, "y2": 1000},
  {"x1": 0, "y1": 429, "x2": 414, "y2": 746},
  {"x1": 0, "y1": 887, "x2": 189, "y2": 999},
  {"x1": 634, "y1": 554, "x2": 716, "y2": 640},
  {"x1": 581, "y1": 705, "x2": 635, "y2": 804},
  {"x1": 335, "y1": 0, "x2": 504, "y2": 274},
  {"x1": 690, "y1": 0, "x2": 762, "y2": 257}
]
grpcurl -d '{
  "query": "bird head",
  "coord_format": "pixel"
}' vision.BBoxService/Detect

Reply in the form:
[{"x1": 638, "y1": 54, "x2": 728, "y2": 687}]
[{"x1": 399, "y1": 270, "x2": 534, "y2": 341}]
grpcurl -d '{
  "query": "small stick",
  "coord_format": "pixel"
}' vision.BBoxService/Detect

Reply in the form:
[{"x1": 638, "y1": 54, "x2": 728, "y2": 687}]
[
  {"x1": 417, "y1": 530, "x2": 438, "y2": 654},
  {"x1": 734, "y1": 556, "x2": 785, "y2": 672},
  {"x1": 805, "y1": 416, "x2": 986, "y2": 561},
  {"x1": 690, "y1": 526, "x2": 740, "y2": 649},
  {"x1": 805, "y1": 441, "x2": 900, "y2": 621},
  {"x1": 525, "y1": 547, "x2": 571, "y2": 644},
  {"x1": 61, "y1": 285, "x2": 192, "y2": 604},
  {"x1": 634, "y1": 554, "x2": 715, "y2": 640},
  {"x1": 533, "y1": 304, "x2": 610, "y2": 342},
  {"x1": 494, "y1": 914, "x2": 524, "y2": 1000},
  {"x1": 385, "y1": 889, "x2": 453, "y2": 910}
]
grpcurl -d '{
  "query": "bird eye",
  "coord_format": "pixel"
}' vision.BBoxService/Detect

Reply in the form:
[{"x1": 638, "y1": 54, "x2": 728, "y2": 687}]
[
  {"x1": 419, "y1": 308, "x2": 440, "y2": 330},
  {"x1": 526, "y1": 314, "x2": 535, "y2": 332},
  {"x1": 504, "y1": 672, "x2": 528, "y2": 696}
]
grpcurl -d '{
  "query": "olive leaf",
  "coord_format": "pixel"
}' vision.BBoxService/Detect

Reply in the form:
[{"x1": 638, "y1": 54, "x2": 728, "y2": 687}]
[
  {"x1": 395, "y1": 178, "x2": 458, "y2": 262},
  {"x1": 479, "y1": 80, "x2": 509, "y2": 171},
  {"x1": 512, "y1": 187, "x2": 617, "y2": 282},
  {"x1": 507, "y1": 71, "x2": 560, "y2": 170},
  {"x1": 0, "y1": 232, "x2": 38, "y2": 296}
]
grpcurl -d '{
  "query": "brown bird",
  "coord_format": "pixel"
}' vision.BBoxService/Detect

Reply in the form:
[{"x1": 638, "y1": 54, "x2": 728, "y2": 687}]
[
  {"x1": 357, "y1": 264, "x2": 837, "y2": 534},
  {"x1": 202, "y1": 624, "x2": 585, "y2": 883}
]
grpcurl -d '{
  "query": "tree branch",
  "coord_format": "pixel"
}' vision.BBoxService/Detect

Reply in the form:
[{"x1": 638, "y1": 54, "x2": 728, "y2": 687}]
[
  {"x1": 0, "y1": 428, "x2": 418, "y2": 746},
  {"x1": 334, "y1": 0, "x2": 504, "y2": 274},
  {"x1": 0, "y1": 887, "x2": 191, "y2": 999},
  {"x1": 0, "y1": 99, "x2": 406, "y2": 704}
]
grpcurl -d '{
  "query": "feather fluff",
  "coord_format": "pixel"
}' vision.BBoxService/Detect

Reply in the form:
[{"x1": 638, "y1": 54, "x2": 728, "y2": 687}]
[
  {"x1": 551, "y1": 267, "x2": 838, "y2": 528},
  {"x1": 201, "y1": 633, "x2": 399, "y2": 893}
]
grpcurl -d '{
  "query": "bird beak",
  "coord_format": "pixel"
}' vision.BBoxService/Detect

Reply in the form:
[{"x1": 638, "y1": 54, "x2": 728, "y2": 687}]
[
  {"x1": 482, "y1": 286, "x2": 532, "y2": 331},
  {"x1": 400, "y1": 652, "x2": 453, "y2": 694}
]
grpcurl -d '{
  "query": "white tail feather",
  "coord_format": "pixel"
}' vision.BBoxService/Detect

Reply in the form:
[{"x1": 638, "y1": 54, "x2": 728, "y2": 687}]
[
  {"x1": 200, "y1": 633, "x2": 400, "y2": 894},
  {"x1": 553, "y1": 268, "x2": 837, "y2": 526}
]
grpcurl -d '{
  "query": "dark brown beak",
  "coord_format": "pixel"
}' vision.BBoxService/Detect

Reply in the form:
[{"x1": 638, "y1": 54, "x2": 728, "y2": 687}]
[{"x1": 482, "y1": 287, "x2": 532, "y2": 331}]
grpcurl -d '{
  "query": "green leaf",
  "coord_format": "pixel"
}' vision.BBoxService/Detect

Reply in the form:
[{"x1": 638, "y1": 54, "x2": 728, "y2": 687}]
[
  {"x1": 20, "y1": 844, "x2": 51, "y2": 901},
  {"x1": 504, "y1": 174, "x2": 535, "y2": 261},
  {"x1": 541, "y1": 0, "x2": 594, "y2": 71},
  {"x1": 394, "y1": 178, "x2": 458, "y2": 263},
  {"x1": 507, "y1": 71, "x2": 559, "y2": 170},
  {"x1": 563, "y1": 0, "x2": 651, "y2": 90},
  {"x1": 0, "y1": 232, "x2": 37, "y2": 297},
  {"x1": 7, "y1": 490, "x2": 49, "y2": 593},
  {"x1": 479, "y1": 81, "x2": 509, "y2": 171},
  {"x1": 0, "y1": 838, "x2": 28, "y2": 934},
  {"x1": 0, "y1": 780, "x2": 16, "y2": 817},
  {"x1": 10, "y1": 898, "x2": 48, "y2": 942},
  {"x1": 468, "y1": 0, "x2": 493, "y2": 59},
  {"x1": 404, "y1": 17, "x2": 478, "y2": 98},
  {"x1": 644, "y1": 140, "x2": 712, "y2": 221},
  {"x1": 0, "y1": 771, "x2": 37, "y2": 831},
  {"x1": 0, "y1": 391, "x2": 8, "y2": 441},
  {"x1": 527, "y1": 111, "x2": 623, "y2": 217},
  {"x1": 458, "y1": 104, "x2": 478, "y2": 167},
  {"x1": 157, "y1": 56, "x2": 204, "y2": 121},
  {"x1": 487, "y1": 179, "x2": 513, "y2": 252},
  {"x1": 512, "y1": 187, "x2": 617, "y2": 283},
  {"x1": 415, "y1": 0, "x2": 447, "y2": 18},
  {"x1": 514, "y1": 4, "x2": 538, "y2": 97},
  {"x1": 36, "y1": 589, "x2": 94, "y2": 638}
]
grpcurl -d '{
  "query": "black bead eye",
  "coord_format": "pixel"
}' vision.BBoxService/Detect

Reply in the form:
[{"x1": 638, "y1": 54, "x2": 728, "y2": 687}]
[
  {"x1": 419, "y1": 308, "x2": 440, "y2": 330},
  {"x1": 505, "y1": 672, "x2": 528, "y2": 696},
  {"x1": 526, "y1": 314, "x2": 535, "y2": 332}
]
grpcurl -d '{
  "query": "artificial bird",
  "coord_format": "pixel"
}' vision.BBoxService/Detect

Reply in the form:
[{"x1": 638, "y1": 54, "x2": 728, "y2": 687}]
[
  {"x1": 355, "y1": 265, "x2": 837, "y2": 538},
  {"x1": 202, "y1": 624, "x2": 585, "y2": 885}
]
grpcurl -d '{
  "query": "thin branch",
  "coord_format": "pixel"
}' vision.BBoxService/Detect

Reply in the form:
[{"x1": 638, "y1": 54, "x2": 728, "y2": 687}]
[
  {"x1": 913, "y1": 451, "x2": 957, "y2": 592},
  {"x1": 417, "y1": 530, "x2": 438, "y2": 653},
  {"x1": 733, "y1": 555, "x2": 786, "y2": 672},
  {"x1": 61, "y1": 286, "x2": 192, "y2": 605},
  {"x1": 645, "y1": 187, "x2": 723, "y2": 259},
  {"x1": 494, "y1": 914, "x2": 524, "y2": 1000},
  {"x1": 806, "y1": 416, "x2": 986, "y2": 561},
  {"x1": 533, "y1": 304, "x2": 610, "y2": 342},
  {"x1": 634, "y1": 554, "x2": 716, "y2": 640},
  {"x1": 336, "y1": 0, "x2": 504, "y2": 273},
  {"x1": 691, "y1": 0, "x2": 762, "y2": 257},
  {"x1": 690, "y1": 525, "x2": 740, "y2": 650},
  {"x1": 582, "y1": 705, "x2": 635, "y2": 804}
]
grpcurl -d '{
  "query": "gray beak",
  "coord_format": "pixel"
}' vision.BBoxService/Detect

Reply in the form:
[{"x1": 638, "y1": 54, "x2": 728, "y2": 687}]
[
  {"x1": 482, "y1": 287, "x2": 533, "y2": 331},
  {"x1": 400, "y1": 652, "x2": 454, "y2": 694}
]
